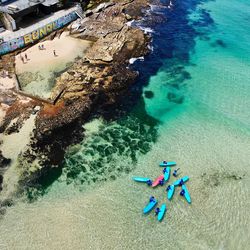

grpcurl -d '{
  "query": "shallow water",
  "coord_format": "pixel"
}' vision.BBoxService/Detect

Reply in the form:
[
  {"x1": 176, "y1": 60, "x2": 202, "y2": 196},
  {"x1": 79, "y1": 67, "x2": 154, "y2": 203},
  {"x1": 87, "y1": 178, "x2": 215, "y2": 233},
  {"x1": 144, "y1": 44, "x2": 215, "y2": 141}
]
[{"x1": 1, "y1": 0, "x2": 250, "y2": 249}]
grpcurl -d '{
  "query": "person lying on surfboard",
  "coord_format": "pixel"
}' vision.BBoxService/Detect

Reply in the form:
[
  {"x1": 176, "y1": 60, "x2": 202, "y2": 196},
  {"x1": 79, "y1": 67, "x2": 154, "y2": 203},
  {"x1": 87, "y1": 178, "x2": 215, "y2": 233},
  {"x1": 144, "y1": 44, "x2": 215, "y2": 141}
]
[
  {"x1": 146, "y1": 180, "x2": 152, "y2": 186},
  {"x1": 149, "y1": 196, "x2": 155, "y2": 202},
  {"x1": 178, "y1": 179, "x2": 184, "y2": 186},
  {"x1": 159, "y1": 179, "x2": 164, "y2": 186}
]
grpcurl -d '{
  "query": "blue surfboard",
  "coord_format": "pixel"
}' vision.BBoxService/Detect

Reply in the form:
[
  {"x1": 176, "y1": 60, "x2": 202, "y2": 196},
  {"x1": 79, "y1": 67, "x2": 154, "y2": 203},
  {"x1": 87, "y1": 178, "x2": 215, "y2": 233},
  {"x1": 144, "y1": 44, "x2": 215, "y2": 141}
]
[
  {"x1": 143, "y1": 199, "x2": 157, "y2": 214},
  {"x1": 159, "y1": 161, "x2": 176, "y2": 167},
  {"x1": 163, "y1": 167, "x2": 171, "y2": 181},
  {"x1": 181, "y1": 184, "x2": 191, "y2": 204},
  {"x1": 173, "y1": 176, "x2": 189, "y2": 186},
  {"x1": 167, "y1": 185, "x2": 175, "y2": 200},
  {"x1": 132, "y1": 177, "x2": 151, "y2": 183},
  {"x1": 157, "y1": 204, "x2": 166, "y2": 221}
]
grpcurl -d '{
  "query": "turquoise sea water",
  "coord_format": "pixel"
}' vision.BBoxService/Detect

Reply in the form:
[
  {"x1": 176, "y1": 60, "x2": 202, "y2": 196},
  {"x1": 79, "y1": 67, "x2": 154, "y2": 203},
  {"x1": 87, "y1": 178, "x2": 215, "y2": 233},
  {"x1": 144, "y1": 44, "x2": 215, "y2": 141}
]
[{"x1": 1, "y1": 0, "x2": 250, "y2": 249}]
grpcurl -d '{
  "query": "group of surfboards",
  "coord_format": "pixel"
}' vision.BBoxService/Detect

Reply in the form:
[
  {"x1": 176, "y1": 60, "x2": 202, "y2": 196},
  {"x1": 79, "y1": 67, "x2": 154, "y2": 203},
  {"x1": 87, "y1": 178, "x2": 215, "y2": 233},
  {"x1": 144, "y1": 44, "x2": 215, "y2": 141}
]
[{"x1": 132, "y1": 161, "x2": 191, "y2": 222}]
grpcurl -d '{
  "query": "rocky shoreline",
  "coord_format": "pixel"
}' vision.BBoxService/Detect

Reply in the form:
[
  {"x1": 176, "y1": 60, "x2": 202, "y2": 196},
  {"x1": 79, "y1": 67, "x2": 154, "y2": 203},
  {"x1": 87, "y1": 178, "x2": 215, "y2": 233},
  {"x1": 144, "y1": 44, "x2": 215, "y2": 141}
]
[{"x1": 0, "y1": 0, "x2": 151, "y2": 198}]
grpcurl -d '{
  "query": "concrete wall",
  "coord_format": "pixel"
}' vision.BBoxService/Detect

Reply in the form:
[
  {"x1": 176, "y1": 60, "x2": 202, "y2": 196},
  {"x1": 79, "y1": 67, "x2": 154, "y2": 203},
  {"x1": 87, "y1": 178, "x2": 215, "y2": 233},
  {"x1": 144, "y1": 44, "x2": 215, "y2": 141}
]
[
  {"x1": 0, "y1": 7, "x2": 80, "y2": 55},
  {"x1": 1, "y1": 13, "x2": 16, "y2": 31}
]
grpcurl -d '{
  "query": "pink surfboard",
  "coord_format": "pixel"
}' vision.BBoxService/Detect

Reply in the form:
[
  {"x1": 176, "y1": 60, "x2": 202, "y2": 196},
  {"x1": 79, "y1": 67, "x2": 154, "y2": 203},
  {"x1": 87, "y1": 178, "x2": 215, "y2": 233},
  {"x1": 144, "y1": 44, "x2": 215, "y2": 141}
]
[{"x1": 152, "y1": 174, "x2": 164, "y2": 187}]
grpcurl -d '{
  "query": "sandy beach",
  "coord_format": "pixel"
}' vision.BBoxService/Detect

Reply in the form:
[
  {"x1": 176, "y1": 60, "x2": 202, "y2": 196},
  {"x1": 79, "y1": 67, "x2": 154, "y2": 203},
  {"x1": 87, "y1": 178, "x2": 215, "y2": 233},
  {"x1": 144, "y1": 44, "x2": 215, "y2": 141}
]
[
  {"x1": 16, "y1": 32, "x2": 91, "y2": 72},
  {"x1": 15, "y1": 32, "x2": 92, "y2": 98}
]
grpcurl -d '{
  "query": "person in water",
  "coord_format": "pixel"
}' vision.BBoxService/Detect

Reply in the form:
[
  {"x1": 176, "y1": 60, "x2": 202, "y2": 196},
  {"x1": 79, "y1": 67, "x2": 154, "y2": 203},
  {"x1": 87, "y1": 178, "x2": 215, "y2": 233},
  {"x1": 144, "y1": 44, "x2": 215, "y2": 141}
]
[
  {"x1": 173, "y1": 168, "x2": 180, "y2": 177},
  {"x1": 155, "y1": 207, "x2": 160, "y2": 215}
]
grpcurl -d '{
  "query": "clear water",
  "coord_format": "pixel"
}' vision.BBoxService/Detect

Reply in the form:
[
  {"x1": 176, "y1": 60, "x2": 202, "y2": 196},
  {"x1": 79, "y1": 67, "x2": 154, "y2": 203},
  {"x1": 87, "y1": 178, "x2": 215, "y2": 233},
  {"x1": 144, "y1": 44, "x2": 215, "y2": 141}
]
[{"x1": 1, "y1": 0, "x2": 250, "y2": 249}]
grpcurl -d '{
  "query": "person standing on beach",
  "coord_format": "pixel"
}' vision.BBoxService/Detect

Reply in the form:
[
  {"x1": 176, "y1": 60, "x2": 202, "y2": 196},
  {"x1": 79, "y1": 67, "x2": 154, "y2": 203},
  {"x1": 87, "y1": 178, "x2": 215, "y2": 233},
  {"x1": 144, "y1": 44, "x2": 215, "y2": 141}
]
[
  {"x1": 25, "y1": 53, "x2": 28, "y2": 61},
  {"x1": 53, "y1": 50, "x2": 57, "y2": 57},
  {"x1": 20, "y1": 55, "x2": 24, "y2": 64}
]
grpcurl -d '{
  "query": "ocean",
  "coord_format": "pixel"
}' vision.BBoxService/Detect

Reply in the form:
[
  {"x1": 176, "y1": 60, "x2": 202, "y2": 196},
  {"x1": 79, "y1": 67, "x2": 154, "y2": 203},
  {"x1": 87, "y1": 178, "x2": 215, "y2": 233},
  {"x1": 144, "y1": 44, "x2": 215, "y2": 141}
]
[{"x1": 0, "y1": 0, "x2": 249, "y2": 249}]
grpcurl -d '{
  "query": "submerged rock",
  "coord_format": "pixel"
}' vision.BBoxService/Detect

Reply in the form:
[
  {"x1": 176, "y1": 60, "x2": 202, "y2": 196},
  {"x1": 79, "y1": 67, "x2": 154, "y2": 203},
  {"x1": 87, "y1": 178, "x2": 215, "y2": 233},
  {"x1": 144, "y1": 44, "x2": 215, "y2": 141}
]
[{"x1": 0, "y1": 175, "x2": 3, "y2": 191}]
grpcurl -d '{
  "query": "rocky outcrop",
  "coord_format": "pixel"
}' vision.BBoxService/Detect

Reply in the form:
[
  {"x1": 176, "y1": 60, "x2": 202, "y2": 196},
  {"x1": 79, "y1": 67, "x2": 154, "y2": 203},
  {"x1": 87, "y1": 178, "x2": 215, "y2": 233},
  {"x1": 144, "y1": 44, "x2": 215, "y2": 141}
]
[
  {"x1": 0, "y1": 0, "x2": 151, "y2": 193},
  {"x1": 35, "y1": 0, "x2": 150, "y2": 139}
]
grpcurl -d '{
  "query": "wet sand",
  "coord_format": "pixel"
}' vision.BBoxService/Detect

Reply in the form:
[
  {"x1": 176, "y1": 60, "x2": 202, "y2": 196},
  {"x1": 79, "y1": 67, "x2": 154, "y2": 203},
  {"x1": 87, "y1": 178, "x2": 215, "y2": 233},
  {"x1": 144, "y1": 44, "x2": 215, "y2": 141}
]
[{"x1": 0, "y1": 114, "x2": 37, "y2": 199}]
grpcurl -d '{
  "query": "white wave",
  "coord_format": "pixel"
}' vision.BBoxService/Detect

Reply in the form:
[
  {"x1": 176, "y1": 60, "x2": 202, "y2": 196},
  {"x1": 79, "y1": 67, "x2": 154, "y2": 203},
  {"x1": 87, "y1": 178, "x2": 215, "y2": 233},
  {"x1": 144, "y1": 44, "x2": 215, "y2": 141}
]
[
  {"x1": 129, "y1": 57, "x2": 144, "y2": 64},
  {"x1": 149, "y1": 4, "x2": 167, "y2": 13},
  {"x1": 126, "y1": 20, "x2": 135, "y2": 27},
  {"x1": 147, "y1": 44, "x2": 154, "y2": 52},
  {"x1": 138, "y1": 26, "x2": 154, "y2": 34}
]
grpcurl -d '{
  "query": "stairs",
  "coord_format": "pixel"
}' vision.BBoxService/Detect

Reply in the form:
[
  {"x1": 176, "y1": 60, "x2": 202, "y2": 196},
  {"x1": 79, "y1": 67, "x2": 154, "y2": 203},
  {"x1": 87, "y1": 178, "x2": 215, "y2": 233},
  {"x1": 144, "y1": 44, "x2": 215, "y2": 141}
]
[{"x1": 75, "y1": 4, "x2": 85, "y2": 19}]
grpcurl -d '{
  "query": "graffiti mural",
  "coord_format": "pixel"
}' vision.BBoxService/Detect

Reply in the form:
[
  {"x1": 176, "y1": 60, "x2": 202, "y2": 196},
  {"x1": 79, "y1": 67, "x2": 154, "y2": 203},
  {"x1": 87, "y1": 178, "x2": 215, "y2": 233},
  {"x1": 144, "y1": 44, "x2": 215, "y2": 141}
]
[
  {"x1": 0, "y1": 12, "x2": 78, "y2": 55},
  {"x1": 23, "y1": 22, "x2": 57, "y2": 45}
]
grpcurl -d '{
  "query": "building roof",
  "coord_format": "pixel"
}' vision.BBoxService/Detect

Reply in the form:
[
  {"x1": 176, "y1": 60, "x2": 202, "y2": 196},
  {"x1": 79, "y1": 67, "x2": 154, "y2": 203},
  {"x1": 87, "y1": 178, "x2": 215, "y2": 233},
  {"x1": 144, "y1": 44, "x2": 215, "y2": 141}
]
[
  {"x1": 42, "y1": 0, "x2": 58, "y2": 7},
  {"x1": 0, "y1": 0, "x2": 59, "y2": 15}
]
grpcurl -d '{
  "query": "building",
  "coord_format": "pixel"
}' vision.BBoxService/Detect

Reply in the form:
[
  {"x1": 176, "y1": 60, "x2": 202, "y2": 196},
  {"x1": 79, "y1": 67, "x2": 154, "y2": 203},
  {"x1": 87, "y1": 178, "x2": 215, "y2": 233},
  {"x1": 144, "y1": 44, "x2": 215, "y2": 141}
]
[
  {"x1": 0, "y1": 0, "x2": 85, "y2": 55},
  {"x1": 0, "y1": 0, "x2": 62, "y2": 31}
]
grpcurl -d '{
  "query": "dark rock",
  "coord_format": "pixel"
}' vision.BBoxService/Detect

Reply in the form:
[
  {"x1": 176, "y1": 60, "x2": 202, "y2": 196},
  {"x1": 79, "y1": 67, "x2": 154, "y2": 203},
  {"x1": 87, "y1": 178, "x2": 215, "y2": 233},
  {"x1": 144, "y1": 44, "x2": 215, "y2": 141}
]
[
  {"x1": 144, "y1": 90, "x2": 154, "y2": 99},
  {"x1": 167, "y1": 92, "x2": 184, "y2": 104},
  {"x1": 1, "y1": 198, "x2": 14, "y2": 207},
  {"x1": 0, "y1": 151, "x2": 11, "y2": 168}
]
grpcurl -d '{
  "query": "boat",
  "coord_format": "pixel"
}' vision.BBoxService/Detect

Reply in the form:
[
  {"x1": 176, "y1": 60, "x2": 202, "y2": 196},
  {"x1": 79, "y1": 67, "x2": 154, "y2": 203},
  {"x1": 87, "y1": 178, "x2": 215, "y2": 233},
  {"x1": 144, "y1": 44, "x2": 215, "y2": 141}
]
[
  {"x1": 167, "y1": 185, "x2": 175, "y2": 200},
  {"x1": 143, "y1": 198, "x2": 157, "y2": 214},
  {"x1": 173, "y1": 176, "x2": 189, "y2": 186},
  {"x1": 132, "y1": 177, "x2": 151, "y2": 183},
  {"x1": 159, "y1": 161, "x2": 176, "y2": 167},
  {"x1": 181, "y1": 184, "x2": 191, "y2": 204},
  {"x1": 163, "y1": 167, "x2": 171, "y2": 181},
  {"x1": 152, "y1": 174, "x2": 164, "y2": 187},
  {"x1": 157, "y1": 204, "x2": 166, "y2": 221}
]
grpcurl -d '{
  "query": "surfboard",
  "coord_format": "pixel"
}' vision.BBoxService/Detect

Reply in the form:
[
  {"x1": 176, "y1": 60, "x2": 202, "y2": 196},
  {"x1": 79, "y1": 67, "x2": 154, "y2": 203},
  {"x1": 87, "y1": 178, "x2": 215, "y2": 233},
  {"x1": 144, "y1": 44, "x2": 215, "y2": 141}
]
[
  {"x1": 167, "y1": 185, "x2": 175, "y2": 200},
  {"x1": 157, "y1": 204, "x2": 166, "y2": 221},
  {"x1": 173, "y1": 176, "x2": 189, "y2": 186},
  {"x1": 132, "y1": 177, "x2": 151, "y2": 183},
  {"x1": 159, "y1": 161, "x2": 176, "y2": 167},
  {"x1": 163, "y1": 167, "x2": 171, "y2": 181},
  {"x1": 143, "y1": 199, "x2": 157, "y2": 214},
  {"x1": 181, "y1": 184, "x2": 191, "y2": 204},
  {"x1": 152, "y1": 174, "x2": 164, "y2": 187}
]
